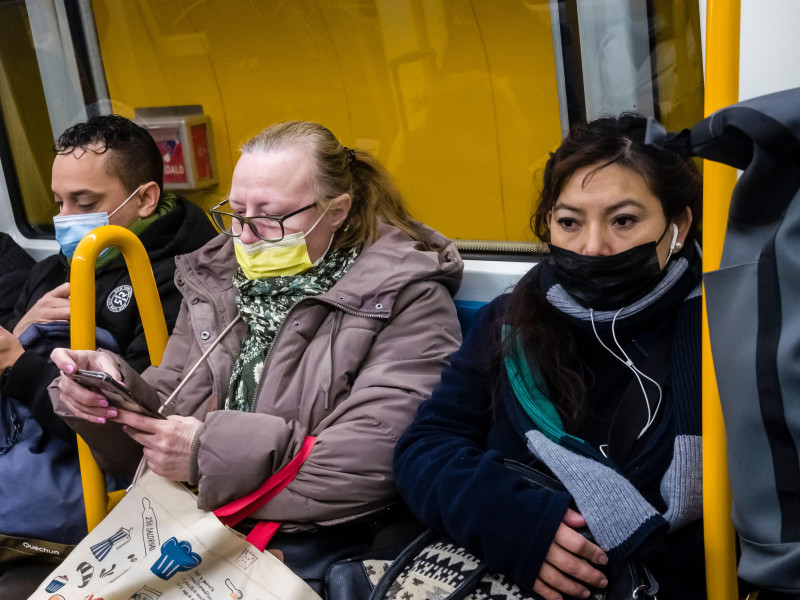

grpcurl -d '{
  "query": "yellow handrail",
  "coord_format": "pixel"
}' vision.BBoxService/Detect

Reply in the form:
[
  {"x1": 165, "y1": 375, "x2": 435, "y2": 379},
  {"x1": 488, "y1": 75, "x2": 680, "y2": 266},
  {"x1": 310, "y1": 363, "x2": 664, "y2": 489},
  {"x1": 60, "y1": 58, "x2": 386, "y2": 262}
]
[
  {"x1": 70, "y1": 225, "x2": 169, "y2": 530},
  {"x1": 703, "y1": 0, "x2": 741, "y2": 598}
]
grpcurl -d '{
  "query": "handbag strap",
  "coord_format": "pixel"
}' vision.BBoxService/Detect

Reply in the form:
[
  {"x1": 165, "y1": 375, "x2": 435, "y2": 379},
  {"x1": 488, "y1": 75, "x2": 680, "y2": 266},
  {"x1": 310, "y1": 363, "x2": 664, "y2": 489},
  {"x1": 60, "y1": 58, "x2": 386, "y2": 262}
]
[
  {"x1": 368, "y1": 529, "x2": 489, "y2": 600},
  {"x1": 213, "y1": 435, "x2": 316, "y2": 551}
]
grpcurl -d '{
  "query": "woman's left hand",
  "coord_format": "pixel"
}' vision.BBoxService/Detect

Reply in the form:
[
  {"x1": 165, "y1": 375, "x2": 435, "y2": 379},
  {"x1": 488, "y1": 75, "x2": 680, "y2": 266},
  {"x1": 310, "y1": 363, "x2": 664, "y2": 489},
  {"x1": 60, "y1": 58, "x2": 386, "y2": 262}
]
[{"x1": 114, "y1": 409, "x2": 202, "y2": 482}]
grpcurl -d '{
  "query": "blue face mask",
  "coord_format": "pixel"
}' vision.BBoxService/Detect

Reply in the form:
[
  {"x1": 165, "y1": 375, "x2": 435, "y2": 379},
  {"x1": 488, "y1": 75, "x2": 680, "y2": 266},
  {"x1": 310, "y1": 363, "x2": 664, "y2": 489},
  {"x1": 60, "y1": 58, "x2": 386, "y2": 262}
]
[{"x1": 53, "y1": 186, "x2": 141, "y2": 259}]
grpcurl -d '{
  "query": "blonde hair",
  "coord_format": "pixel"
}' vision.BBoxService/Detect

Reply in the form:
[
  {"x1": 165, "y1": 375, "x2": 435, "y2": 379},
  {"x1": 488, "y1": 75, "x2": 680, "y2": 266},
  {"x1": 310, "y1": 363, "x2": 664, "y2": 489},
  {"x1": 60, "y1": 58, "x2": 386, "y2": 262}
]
[{"x1": 241, "y1": 121, "x2": 430, "y2": 249}]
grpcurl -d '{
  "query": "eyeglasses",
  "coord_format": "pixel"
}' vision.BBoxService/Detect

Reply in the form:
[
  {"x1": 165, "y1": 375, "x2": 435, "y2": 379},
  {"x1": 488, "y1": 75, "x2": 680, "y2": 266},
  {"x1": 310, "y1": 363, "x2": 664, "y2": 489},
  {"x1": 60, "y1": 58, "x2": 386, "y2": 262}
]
[{"x1": 208, "y1": 199, "x2": 318, "y2": 242}]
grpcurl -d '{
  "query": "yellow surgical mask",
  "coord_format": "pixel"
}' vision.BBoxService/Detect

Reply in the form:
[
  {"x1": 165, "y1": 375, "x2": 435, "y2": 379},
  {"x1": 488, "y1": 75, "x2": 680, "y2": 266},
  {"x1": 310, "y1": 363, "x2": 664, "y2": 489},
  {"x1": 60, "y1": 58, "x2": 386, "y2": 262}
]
[
  {"x1": 233, "y1": 210, "x2": 330, "y2": 279},
  {"x1": 234, "y1": 233, "x2": 314, "y2": 278}
]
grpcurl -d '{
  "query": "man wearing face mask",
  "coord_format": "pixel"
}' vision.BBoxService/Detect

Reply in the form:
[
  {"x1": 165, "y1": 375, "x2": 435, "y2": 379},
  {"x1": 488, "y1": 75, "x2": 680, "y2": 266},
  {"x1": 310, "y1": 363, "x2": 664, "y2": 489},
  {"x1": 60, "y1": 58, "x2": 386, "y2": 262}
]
[{"x1": 0, "y1": 115, "x2": 215, "y2": 592}]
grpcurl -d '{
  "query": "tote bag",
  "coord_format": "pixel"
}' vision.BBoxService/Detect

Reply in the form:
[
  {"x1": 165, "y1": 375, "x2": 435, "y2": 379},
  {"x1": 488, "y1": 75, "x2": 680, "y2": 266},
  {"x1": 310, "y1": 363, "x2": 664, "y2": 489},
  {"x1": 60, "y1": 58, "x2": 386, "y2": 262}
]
[{"x1": 27, "y1": 439, "x2": 321, "y2": 600}]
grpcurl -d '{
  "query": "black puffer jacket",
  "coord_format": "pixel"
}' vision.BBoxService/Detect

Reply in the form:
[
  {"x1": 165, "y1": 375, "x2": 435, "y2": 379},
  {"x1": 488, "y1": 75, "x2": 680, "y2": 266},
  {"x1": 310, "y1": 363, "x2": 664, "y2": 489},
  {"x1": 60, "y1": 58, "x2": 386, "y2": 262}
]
[
  {"x1": 0, "y1": 233, "x2": 35, "y2": 329},
  {"x1": 2, "y1": 196, "x2": 216, "y2": 440}
]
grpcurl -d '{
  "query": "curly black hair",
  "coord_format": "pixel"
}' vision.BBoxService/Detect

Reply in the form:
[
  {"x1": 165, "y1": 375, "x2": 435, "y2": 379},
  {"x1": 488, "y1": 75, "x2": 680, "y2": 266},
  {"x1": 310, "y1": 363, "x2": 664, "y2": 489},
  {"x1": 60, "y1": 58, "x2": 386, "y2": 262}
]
[{"x1": 55, "y1": 114, "x2": 163, "y2": 193}]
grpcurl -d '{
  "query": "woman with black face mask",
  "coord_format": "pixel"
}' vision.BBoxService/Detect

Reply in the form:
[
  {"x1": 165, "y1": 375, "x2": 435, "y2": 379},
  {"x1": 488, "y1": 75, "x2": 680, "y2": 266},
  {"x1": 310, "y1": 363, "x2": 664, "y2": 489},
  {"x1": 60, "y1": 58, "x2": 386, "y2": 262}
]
[{"x1": 394, "y1": 113, "x2": 704, "y2": 600}]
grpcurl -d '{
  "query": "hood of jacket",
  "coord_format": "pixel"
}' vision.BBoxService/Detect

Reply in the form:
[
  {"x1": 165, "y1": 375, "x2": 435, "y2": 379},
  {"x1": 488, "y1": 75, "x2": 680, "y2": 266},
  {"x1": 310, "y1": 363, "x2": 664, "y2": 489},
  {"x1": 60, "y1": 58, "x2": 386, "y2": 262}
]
[{"x1": 175, "y1": 221, "x2": 463, "y2": 317}]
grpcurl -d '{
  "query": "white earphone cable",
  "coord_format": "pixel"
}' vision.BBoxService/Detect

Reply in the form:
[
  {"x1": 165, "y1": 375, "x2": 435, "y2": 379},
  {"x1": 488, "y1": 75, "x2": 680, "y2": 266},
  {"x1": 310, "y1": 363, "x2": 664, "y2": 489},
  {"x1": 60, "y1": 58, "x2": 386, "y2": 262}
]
[{"x1": 589, "y1": 309, "x2": 663, "y2": 439}]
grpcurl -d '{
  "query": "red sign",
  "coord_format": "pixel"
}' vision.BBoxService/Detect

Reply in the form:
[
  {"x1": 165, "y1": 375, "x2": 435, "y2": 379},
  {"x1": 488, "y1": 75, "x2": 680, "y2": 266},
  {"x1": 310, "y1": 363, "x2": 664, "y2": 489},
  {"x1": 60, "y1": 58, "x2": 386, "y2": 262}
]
[{"x1": 151, "y1": 126, "x2": 188, "y2": 184}]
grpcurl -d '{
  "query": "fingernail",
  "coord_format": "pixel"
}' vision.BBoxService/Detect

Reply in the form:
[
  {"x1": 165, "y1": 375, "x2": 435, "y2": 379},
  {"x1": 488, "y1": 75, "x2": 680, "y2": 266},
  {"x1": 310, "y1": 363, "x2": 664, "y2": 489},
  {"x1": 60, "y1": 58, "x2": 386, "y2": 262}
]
[
  {"x1": 96, "y1": 417, "x2": 106, "y2": 424},
  {"x1": 581, "y1": 590, "x2": 590, "y2": 599},
  {"x1": 599, "y1": 578, "x2": 608, "y2": 588},
  {"x1": 107, "y1": 409, "x2": 118, "y2": 418},
  {"x1": 599, "y1": 554, "x2": 609, "y2": 565},
  {"x1": 98, "y1": 399, "x2": 108, "y2": 408},
  {"x1": 65, "y1": 364, "x2": 74, "y2": 374}
]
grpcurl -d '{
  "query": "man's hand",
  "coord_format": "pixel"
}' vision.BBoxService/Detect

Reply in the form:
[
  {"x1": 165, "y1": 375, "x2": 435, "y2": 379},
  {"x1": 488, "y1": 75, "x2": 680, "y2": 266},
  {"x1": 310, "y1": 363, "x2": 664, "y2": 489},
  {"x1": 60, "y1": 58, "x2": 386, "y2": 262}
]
[
  {"x1": 0, "y1": 325, "x2": 24, "y2": 371},
  {"x1": 115, "y1": 410, "x2": 203, "y2": 482},
  {"x1": 532, "y1": 508, "x2": 609, "y2": 600},
  {"x1": 12, "y1": 282, "x2": 71, "y2": 336}
]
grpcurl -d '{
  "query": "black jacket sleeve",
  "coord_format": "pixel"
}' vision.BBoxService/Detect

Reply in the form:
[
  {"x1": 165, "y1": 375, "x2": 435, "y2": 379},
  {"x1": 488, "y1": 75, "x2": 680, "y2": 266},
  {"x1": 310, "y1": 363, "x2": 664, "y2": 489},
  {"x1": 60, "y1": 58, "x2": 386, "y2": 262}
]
[
  {"x1": 2, "y1": 350, "x2": 75, "y2": 443},
  {"x1": 393, "y1": 298, "x2": 572, "y2": 591},
  {"x1": 0, "y1": 233, "x2": 35, "y2": 330}
]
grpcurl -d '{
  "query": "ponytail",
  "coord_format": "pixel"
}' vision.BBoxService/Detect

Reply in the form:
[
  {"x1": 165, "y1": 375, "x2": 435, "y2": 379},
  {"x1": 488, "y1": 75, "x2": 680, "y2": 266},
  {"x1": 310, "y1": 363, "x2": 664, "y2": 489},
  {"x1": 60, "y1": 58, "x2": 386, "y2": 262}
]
[{"x1": 241, "y1": 121, "x2": 434, "y2": 251}]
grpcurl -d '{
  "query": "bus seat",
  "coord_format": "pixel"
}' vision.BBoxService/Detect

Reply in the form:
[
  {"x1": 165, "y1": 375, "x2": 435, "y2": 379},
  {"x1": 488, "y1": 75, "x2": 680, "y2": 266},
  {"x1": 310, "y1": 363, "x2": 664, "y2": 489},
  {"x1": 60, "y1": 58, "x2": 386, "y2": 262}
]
[
  {"x1": 70, "y1": 225, "x2": 169, "y2": 531},
  {"x1": 454, "y1": 299, "x2": 486, "y2": 338}
]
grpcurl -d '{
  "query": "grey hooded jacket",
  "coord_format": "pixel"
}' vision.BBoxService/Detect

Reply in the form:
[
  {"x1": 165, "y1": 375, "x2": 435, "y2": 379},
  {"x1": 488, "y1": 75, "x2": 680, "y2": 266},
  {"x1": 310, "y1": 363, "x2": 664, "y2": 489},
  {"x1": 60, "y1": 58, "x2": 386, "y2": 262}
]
[{"x1": 52, "y1": 223, "x2": 463, "y2": 529}]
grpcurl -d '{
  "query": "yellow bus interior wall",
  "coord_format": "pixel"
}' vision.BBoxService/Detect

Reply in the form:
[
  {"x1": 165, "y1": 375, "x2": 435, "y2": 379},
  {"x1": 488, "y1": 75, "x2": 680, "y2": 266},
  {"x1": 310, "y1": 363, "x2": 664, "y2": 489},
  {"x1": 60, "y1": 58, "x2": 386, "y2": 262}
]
[
  {"x1": 91, "y1": 0, "x2": 564, "y2": 242},
  {"x1": 2, "y1": 1, "x2": 704, "y2": 242}
]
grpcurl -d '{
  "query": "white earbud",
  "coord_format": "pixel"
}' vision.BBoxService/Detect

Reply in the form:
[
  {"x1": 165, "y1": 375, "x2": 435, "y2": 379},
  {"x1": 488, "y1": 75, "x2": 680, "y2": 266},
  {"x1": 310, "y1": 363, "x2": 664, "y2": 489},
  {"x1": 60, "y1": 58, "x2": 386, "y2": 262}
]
[
  {"x1": 669, "y1": 223, "x2": 679, "y2": 253},
  {"x1": 662, "y1": 223, "x2": 680, "y2": 269}
]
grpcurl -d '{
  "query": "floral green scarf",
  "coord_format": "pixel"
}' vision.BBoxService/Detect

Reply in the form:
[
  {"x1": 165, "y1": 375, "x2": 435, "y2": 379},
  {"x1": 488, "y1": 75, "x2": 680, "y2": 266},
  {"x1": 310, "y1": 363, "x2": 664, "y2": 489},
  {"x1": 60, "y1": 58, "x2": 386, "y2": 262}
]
[{"x1": 226, "y1": 244, "x2": 361, "y2": 412}]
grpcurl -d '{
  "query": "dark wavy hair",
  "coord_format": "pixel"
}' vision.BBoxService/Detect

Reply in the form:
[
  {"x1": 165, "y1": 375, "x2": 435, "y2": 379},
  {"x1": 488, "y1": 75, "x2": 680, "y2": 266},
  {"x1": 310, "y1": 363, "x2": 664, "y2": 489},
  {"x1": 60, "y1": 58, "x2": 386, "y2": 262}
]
[
  {"x1": 55, "y1": 114, "x2": 163, "y2": 194},
  {"x1": 503, "y1": 113, "x2": 701, "y2": 431}
]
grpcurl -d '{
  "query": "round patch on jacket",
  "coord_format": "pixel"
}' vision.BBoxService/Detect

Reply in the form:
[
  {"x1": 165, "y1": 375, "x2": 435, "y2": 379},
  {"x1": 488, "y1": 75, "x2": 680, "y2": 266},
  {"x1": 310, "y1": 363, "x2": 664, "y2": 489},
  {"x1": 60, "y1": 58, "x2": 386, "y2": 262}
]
[{"x1": 107, "y1": 285, "x2": 133, "y2": 313}]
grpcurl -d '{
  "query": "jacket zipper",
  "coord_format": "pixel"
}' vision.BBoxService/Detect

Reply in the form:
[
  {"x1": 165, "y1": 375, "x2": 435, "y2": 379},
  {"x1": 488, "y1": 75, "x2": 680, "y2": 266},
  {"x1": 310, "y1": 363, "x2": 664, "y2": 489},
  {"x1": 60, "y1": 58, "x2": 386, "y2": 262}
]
[
  {"x1": 179, "y1": 264, "x2": 238, "y2": 404},
  {"x1": 249, "y1": 297, "x2": 389, "y2": 412}
]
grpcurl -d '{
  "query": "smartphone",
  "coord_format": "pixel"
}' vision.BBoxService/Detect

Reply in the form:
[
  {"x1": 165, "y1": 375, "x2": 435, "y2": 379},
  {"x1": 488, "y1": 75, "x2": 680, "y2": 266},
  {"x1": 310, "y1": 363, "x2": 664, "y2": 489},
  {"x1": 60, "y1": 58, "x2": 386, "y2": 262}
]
[{"x1": 70, "y1": 369, "x2": 165, "y2": 419}]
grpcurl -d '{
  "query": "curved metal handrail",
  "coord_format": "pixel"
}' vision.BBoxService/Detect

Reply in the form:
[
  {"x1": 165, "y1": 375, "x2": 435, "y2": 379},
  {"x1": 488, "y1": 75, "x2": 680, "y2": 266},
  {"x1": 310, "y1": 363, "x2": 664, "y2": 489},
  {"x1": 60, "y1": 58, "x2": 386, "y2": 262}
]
[{"x1": 70, "y1": 225, "x2": 168, "y2": 530}]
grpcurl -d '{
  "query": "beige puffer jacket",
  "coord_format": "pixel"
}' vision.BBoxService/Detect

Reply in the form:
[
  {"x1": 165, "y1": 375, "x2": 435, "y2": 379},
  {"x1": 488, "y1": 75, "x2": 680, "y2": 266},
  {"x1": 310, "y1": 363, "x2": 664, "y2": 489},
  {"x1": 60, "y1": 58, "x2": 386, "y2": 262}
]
[{"x1": 52, "y1": 222, "x2": 463, "y2": 528}]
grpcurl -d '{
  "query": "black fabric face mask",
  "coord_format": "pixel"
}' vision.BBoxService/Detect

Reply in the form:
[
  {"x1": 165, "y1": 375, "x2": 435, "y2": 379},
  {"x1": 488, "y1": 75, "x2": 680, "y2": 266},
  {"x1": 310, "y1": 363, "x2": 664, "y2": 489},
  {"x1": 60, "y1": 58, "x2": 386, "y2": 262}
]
[{"x1": 547, "y1": 240, "x2": 666, "y2": 310}]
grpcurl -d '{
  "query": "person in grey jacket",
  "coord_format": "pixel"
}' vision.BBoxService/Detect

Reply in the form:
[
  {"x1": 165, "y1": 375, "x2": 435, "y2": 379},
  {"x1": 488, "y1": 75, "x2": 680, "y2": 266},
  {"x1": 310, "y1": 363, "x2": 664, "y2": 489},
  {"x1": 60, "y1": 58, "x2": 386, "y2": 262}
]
[{"x1": 49, "y1": 121, "x2": 463, "y2": 588}]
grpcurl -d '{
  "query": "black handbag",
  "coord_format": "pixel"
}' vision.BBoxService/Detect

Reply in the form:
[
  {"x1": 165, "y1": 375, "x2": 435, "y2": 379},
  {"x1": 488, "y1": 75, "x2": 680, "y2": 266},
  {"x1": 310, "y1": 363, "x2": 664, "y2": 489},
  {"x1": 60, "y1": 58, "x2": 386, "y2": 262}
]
[
  {"x1": 326, "y1": 351, "x2": 675, "y2": 600},
  {"x1": 325, "y1": 462, "x2": 659, "y2": 600},
  {"x1": 268, "y1": 501, "x2": 423, "y2": 598}
]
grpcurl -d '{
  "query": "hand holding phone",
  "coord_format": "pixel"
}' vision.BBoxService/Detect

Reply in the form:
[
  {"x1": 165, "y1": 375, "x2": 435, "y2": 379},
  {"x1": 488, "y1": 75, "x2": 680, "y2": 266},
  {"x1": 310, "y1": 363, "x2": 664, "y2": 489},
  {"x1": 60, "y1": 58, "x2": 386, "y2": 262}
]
[{"x1": 70, "y1": 369, "x2": 164, "y2": 419}]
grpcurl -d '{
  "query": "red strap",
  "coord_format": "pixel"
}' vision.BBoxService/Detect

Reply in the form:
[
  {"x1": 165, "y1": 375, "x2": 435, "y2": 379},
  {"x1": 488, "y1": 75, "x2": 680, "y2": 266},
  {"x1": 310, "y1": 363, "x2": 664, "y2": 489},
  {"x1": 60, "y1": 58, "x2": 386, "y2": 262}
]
[
  {"x1": 246, "y1": 521, "x2": 282, "y2": 551},
  {"x1": 213, "y1": 436, "x2": 316, "y2": 549}
]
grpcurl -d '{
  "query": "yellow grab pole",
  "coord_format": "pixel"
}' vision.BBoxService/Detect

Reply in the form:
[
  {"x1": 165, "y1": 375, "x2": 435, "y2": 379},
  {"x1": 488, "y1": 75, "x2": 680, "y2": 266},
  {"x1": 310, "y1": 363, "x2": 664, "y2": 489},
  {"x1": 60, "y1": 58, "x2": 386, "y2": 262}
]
[
  {"x1": 703, "y1": 0, "x2": 740, "y2": 598},
  {"x1": 71, "y1": 225, "x2": 169, "y2": 530}
]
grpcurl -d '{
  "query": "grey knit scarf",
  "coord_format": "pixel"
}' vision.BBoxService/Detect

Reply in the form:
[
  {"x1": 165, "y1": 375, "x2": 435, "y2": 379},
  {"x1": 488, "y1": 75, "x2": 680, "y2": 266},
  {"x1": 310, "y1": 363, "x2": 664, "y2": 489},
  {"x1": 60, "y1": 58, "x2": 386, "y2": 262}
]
[{"x1": 504, "y1": 247, "x2": 702, "y2": 560}]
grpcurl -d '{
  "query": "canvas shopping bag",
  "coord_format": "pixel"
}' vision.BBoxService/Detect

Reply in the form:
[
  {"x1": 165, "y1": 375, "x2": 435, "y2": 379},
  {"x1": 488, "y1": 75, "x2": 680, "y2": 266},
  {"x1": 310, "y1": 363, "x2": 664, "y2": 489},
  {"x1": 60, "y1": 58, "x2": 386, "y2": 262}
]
[{"x1": 27, "y1": 437, "x2": 321, "y2": 600}]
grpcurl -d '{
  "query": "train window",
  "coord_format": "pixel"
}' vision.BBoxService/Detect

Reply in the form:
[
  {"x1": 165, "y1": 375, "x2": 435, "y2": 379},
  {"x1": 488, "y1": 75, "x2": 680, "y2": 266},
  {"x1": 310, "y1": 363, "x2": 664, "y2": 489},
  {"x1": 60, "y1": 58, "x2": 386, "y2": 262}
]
[
  {"x1": 1, "y1": 1, "x2": 703, "y2": 249},
  {"x1": 0, "y1": 1, "x2": 58, "y2": 236},
  {"x1": 0, "y1": 0, "x2": 109, "y2": 238},
  {"x1": 87, "y1": 0, "x2": 702, "y2": 252}
]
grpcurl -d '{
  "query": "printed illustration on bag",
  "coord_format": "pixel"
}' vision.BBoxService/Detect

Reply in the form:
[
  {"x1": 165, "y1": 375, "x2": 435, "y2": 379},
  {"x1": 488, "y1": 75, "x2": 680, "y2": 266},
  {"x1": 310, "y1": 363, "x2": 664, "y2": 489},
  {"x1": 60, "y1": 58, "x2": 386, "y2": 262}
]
[
  {"x1": 44, "y1": 574, "x2": 69, "y2": 593},
  {"x1": 77, "y1": 561, "x2": 95, "y2": 588},
  {"x1": 141, "y1": 497, "x2": 161, "y2": 556},
  {"x1": 130, "y1": 584, "x2": 163, "y2": 600},
  {"x1": 150, "y1": 537, "x2": 202, "y2": 580},
  {"x1": 225, "y1": 578, "x2": 243, "y2": 599},
  {"x1": 90, "y1": 526, "x2": 132, "y2": 561},
  {"x1": 233, "y1": 548, "x2": 257, "y2": 570},
  {"x1": 176, "y1": 571, "x2": 218, "y2": 597},
  {"x1": 46, "y1": 595, "x2": 64, "y2": 600},
  {"x1": 99, "y1": 563, "x2": 117, "y2": 578}
]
